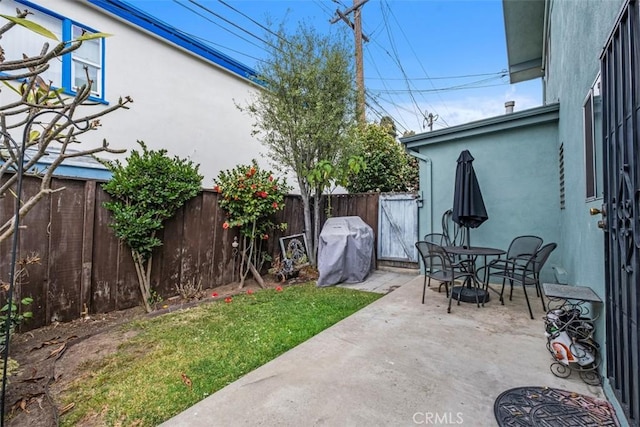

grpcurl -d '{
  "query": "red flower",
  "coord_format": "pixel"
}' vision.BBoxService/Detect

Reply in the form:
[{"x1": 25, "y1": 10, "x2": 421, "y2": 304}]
[
  {"x1": 222, "y1": 222, "x2": 229, "y2": 229},
  {"x1": 212, "y1": 292, "x2": 219, "y2": 298},
  {"x1": 268, "y1": 175, "x2": 274, "y2": 182},
  {"x1": 275, "y1": 286, "x2": 283, "y2": 292},
  {"x1": 225, "y1": 297, "x2": 233, "y2": 303},
  {"x1": 246, "y1": 167, "x2": 256, "y2": 177},
  {"x1": 247, "y1": 289, "x2": 254, "y2": 295},
  {"x1": 251, "y1": 184, "x2": 256, "y2": 190},
  {"x1": 260, "y1": 191, "x2": 268, "y2": 198},
  {"x1": 213, "y1": 185, "x2": 221, "y2": 193},
  {"x1": 272, "y1": 202, "x2": 278, "y2": 209},
  {"x1": 262, "y1": 234, "x2": 269, "y2": 240}
]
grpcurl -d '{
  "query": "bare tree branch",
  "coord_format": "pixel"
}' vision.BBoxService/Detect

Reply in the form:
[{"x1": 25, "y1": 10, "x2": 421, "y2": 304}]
[{"x1": 0, "y1": 9, "x2": 133, "y2": 244}]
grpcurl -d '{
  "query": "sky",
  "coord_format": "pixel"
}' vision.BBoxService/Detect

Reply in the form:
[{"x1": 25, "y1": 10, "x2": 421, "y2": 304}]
[{"x1": 126, "y1": 0, "x2": 542, "y2": 135}]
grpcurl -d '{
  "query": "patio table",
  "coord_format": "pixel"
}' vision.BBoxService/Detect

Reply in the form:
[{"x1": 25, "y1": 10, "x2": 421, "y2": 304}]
[{"x1": 443, "y1": 246, "x2": 506, "y2": 304}]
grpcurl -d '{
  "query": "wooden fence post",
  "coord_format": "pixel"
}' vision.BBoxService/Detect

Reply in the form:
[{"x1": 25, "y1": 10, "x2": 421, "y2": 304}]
[{"x1": 81, "y1": 181, "x2": 96, "y2": 317}]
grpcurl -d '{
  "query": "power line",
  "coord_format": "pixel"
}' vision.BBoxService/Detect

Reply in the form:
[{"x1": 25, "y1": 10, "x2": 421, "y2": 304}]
[
  {"x1": 184, "y1": 0, "x2": 275, "y2": 48},
  {"x1": 364, "y1": 48, "x2": 411, "y2": 131},
  {"x1": 171, "y1": 0, "x2": 270, "y2": 53},
  {"x1": 367, "y1": 70, "x2": 508, "y2": 81},
  {"x1": 379, "y1": 2, "x2": 422, "y2": 129},
  {"x1": 382, "y1": 0, "x2": 451, "y2": 127},
  {"x1": 370, "y1": 74, "x2": 508, "y2": 93},
  {"x1": 315, "y1": 0, "x2": 337, "y2": 17},
  {"x1": 370, "y1": 81, "x2": 509, "y2": 94},
  {"x1": 216, "y1": 0, "x2": 290, "y2": 46},
  {"x1": 365, "y1": 92, "x2": 409, "y2": 133},
  {"x1": 179, "y1": 31, "x2": 264, "y2": 63}
]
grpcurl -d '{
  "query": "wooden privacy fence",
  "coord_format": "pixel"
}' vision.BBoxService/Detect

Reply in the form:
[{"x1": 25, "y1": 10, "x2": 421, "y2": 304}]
[{"x1": 0, "y1": 175, "x2": 379, "y2": 330}]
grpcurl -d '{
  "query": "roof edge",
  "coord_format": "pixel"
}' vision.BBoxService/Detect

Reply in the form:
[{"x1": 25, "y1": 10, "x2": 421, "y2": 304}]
[
  {"x1": 502, "y1": 0, "x2": 546, "y2": 83},
  {"x1": 84, "y1": 0, "x2": 258, "y2": 82},
  {"x1": 400, "y1": 103, "x2": 559, "y2": 149}
]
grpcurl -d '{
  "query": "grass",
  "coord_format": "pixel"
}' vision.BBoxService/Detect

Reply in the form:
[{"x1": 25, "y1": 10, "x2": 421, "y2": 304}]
[{"x1": 60, "y1": 283, "x2": 382, "y2": 426}]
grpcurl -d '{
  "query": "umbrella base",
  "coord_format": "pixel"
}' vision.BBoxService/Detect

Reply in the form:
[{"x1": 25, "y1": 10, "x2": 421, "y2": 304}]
[{"x1": 451, "y1": 285, "x2": 490, "y2": 304}]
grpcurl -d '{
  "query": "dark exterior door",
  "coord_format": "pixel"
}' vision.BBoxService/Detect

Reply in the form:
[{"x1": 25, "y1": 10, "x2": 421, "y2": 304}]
[{"x1": 601, "y1": 1, "x2": 640, "y2": 425}]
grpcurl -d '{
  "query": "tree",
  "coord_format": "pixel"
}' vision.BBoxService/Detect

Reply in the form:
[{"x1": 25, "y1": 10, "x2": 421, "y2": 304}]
[
  {"x1": 214, "y1": 160, "x2": 288, "y2": 288},
  {"x1": 102, "y1": 142, "x2": 203, "y2": 313},
  {"x1": 0, "y1": 10, "x2": 133, "y2": 244},
  {"x1": 346, "y1": 121, "x2": 419, "y2": 193},
  {"x1": 380, "y1": 115, "x2": 397, "y2": 137},
  {"x1": 307, "y1": 155, "x2": 365, "y2": 217},
  {"x1": 242, "y1": 23, "x2": 356, "y2": 265}
]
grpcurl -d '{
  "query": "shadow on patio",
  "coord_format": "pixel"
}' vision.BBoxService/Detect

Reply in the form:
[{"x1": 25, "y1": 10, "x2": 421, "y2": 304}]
[{"x1": 162, "y1": 273, "x2": 605, "y2": 426}]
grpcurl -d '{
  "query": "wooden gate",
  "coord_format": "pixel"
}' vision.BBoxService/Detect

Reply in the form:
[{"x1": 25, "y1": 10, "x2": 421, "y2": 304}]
[
  {"x1": 601, "y1": 2, "x2": 640, "y2": 425},
  {"x1": 377, "y1": 193, "x2": 419, "y2": 262}
]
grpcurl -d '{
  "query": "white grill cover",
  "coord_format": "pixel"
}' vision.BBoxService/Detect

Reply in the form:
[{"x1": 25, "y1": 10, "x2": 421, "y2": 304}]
[{"x1": 317, "y1": 216, "x2": 375, "y2": 287}]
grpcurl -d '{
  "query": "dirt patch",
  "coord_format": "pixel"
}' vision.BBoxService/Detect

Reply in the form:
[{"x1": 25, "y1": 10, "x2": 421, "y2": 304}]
[{"x1": 4, "y1": 270, "x2": 317, "y2": 427}]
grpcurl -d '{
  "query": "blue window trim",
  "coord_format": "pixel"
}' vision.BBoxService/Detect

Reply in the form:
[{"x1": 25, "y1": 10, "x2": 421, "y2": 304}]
[
  {"x1": 61, "y1": 19, "x2": 72, "y2": 95},
  {"x1": 15, "y1": 0, "x2": 108, "y2": 104},
  {"x1": 85, "y1": 0, "x2": 259, "y2": 82}
]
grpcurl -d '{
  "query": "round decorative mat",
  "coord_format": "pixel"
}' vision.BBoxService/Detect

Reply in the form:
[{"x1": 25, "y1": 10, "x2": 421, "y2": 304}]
[{"x1": 494, "y1": 386, "x2": 620, "y2": 426}]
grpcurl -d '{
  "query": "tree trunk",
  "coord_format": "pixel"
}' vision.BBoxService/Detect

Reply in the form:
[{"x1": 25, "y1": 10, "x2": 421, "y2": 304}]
[
  {"x1": 312, "y1": 187, "x2": 323, "y2": 265},
  {"x1": 249, "y1": 262, "x2": 265, "y2": 288},
  {"x1": 132, "y1": 250, "x2": 152, "y2": 313},
  {"x1": 299, "y1": 185, "x2": 315, "y2": 267}
]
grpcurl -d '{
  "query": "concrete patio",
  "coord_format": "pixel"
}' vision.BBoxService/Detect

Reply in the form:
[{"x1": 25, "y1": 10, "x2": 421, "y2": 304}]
[{"x1": 161, "y1": 269, "x2": 606, "y2": 426}]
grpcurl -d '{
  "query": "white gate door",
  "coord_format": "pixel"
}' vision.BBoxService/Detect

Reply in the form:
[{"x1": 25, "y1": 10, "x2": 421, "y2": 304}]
[{"x1": 378, "y1": 193, "x2": 419, "y2": 262}]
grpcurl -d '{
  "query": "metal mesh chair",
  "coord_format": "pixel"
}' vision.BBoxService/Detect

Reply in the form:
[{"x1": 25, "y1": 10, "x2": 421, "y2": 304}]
[
  {"x1": 416, "y1": 240, "x2": 449, "y2": 300},
  {"x1": 423, "y1": 232, "x2": 468, "y2": 268},
  {"x1": 491, "y1": 242, "x2": 557, "y2": 319},
  {"x1": 483, "y1": 235, "x2": 543, "y2": 276},
  {"x1": 423, "y1": 232, "x2": 451, "y2": 246},
  {"x1": 415, "y1": 241, "x2": 476, "y2": 313}
]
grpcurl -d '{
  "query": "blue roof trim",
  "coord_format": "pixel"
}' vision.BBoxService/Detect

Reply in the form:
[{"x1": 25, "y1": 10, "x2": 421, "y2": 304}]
[{"x1": 85, "y1": 0, "x2": 258, "y2": 81}]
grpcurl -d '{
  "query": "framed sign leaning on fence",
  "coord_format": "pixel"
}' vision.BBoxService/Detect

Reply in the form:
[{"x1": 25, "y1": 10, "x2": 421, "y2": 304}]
[{"x1": 279, "y1": 234, "x2": 310, "y2": 266}]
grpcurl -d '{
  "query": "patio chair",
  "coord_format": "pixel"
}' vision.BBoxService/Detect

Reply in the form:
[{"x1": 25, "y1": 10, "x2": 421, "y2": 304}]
[
  {"x1": 423, "y1": 232, "x2": 451, "y2": 246},
  {"x1": 423, "y1": 232, "x2": 468, "y2": 269},
  {"x1": 416, "y1": 241, "x2": 449, "y2": 300},
  {"x1": 415, "y1": 241, "x2": 476, "y2": 313},
  {"x1": 482, "y1": 235, "x2": 543, "y2": 279},
  {"x1": 490, "y1": 242, "x2": 557, "y2": 319}
]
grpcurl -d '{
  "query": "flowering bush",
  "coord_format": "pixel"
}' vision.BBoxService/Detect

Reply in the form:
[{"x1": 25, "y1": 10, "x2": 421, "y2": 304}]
[
  {"x1": 215, "y1": 160, "x2": 288, "y2": 239},
  {"x1": 214, "y1": 160, "x2": 289, "y2": 286}
]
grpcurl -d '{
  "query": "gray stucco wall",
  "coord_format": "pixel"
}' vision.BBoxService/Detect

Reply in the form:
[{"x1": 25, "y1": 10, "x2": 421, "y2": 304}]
[
  {"x1": 544, "y1": 0, "x2": 623, "y2": 300},
  {"x1": 404, "y1": 106, "x2": 560, "y2": 284}
]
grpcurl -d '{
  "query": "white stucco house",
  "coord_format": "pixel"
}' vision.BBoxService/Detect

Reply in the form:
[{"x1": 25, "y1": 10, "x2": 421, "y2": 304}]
[{"x1": 0, "y1": 0, "x2": 266, "y2": 184}]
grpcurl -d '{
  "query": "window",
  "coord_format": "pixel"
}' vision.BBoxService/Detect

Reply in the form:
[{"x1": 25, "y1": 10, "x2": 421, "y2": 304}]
[
  {"x1": 0, "y1": 0, "x2": 105, "y2": 99},
  {"x1": 71, "y1": 25, "x2": 102, "y2": 95},
  {"x1": 584, "y1": 74, "x2": 603, "y2": 200}
]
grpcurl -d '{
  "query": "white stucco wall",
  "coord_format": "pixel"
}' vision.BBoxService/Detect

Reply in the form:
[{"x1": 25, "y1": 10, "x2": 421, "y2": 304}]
[{"x1": 1, "y1": 0, "x2": 271, "y2": 186}]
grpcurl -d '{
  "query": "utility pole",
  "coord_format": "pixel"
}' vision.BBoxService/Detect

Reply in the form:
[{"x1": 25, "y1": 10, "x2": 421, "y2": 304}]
[
  {"x1": 423, "y1": 111, "x2": 439, "y2": 131},
  {"x1": 331, "y1": 0, "x2": 369, "y2": 124}
]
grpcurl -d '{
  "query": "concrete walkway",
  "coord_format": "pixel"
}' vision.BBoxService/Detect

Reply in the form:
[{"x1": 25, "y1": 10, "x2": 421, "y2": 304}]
[{"x1": 161, "y1": 270, "x2": 605, "y2": 427}]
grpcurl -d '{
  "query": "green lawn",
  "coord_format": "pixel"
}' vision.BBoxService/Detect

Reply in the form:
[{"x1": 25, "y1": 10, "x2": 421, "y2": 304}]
[{"x1": 60, "y1": 283, "x2": 382, "y2": 426}]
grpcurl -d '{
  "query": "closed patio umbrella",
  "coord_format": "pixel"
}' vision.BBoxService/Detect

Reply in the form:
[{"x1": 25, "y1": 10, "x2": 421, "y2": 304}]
[
  {"x1": 452, "y1": 149, "x2": 488, "y2": 244},
  {"x1": 451, "y1": 149, "x2": 489, "y2": 303}
]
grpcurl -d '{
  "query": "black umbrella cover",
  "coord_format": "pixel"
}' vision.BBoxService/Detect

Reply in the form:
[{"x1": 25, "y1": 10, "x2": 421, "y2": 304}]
[{"x1": 452, "y1": 150, "x2": 488, "y2": 229}]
